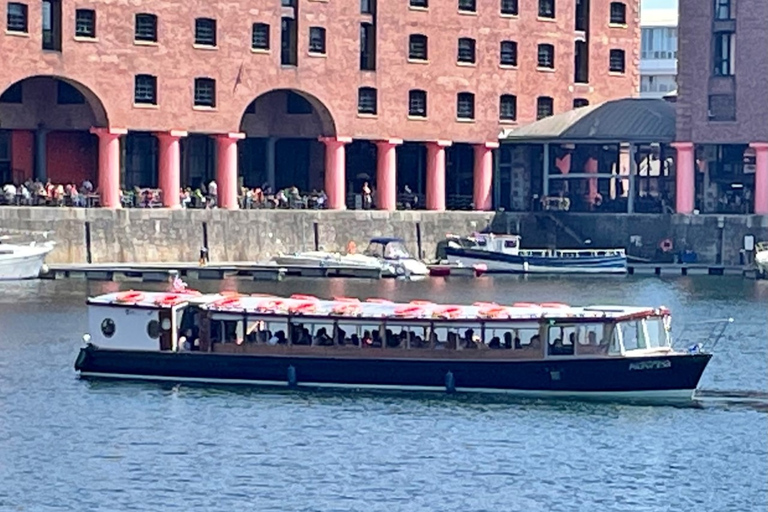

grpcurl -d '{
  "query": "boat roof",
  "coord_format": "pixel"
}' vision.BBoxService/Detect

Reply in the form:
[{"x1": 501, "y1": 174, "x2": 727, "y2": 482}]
[
  {"x1": 88, "y1": 291, "x2": 668, "y2": 322},
  {"x1": 368, "y1": 237, "x2": 405, "y2": 244}
]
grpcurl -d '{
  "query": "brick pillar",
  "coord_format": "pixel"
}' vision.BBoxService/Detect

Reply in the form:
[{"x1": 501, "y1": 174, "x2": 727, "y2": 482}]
[
  {"x1": 90, "y1": 127, "x2": 127, "y2": 209},
  {"x1": 320, "y1": 136, "x2": 351, "y2": 210},
  {"x1": 472, "y1": 142, "x2": 498, "y2": 211},
  {"x1": 671, "y1": 142, "x2": 695, "y2": 214},
  {"x1": 375, "y1": 139, "x2": 402, "y2": 211},
  {"x1": 750, "y1": 142, "x2": 768, "y2": 214},
  {"x1": 214, "y1": 133, "x2": 245, "y2": 210},
  {"x1": 156, "y1": 130, "x2": 187, "y2": 209},
  {"x1": 426, "y1": 140, "x2": 451, "y2": 211}
]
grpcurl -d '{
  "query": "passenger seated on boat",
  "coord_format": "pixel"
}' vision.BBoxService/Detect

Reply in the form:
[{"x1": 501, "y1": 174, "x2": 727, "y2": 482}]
[
  {"x1": 371, "y1": 330, "x2": 383, "y2": 347},
  {"x1": 350, "y1": 333, "x2": 360, "y2": 346},
  {"x1": 489, "y1": 336, "x2": 502, "y2": 349},
  {"x1": 529, "y1": 334, "x2": 541, "y2": 349},
  {"x1": 385, "y1": 329, "x2": 401, "y2": 348},
  {"x1": 314, "y1": 327, "x2": 334, "y2": 346},
  {"x1": 504, "y1": 332, "x2": 513, "y2": 349},
  {"x1": 362, "y1": 330, "x2": 373, "y2": 346},
  {"x1": 514, "y1": 337, "x2": 522, "y2": 350},
  {"x1": 335, "y1": 327, "x2": 347, "y2": 346},
  {"x1": 446, "y1": 332, "x2": 458, "y2": 350}
]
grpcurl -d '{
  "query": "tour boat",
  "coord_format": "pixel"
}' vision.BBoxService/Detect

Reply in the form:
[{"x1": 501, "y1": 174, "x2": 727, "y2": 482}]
[
  {"x1": 756, "y1": 242, "x2": 768, "y2": 278},
  {"x1": 0, "y1": 238, "x2": 55, "y2": 280},
  {"x1": 272, "y1": 237, "x2": 428, "y2": 277},
  {"x1": 74, "y1": 290, "x2": 718, "y2": 403},
  {"x1": 439, "y1": 233, "x2": 627, "y2": 274}
]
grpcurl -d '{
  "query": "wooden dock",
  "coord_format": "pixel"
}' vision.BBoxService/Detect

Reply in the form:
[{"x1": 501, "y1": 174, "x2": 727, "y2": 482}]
[{"x1": 628, "y1": 263, "x2": 757, "y2": 278}]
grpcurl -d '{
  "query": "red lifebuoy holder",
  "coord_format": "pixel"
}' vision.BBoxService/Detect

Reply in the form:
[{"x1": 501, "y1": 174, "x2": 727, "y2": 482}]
[{"x1": 660, "y1": 238, "x2": 674, "y2": 253}]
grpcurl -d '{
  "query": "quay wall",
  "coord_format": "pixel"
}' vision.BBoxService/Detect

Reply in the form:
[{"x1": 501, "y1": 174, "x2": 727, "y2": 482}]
[{"x1": 0, "y1": 208, "x2": 766, "y2": 266}]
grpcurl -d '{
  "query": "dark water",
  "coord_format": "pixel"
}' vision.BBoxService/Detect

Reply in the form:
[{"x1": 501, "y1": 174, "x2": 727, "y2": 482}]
[{"x1": 0, "y1": 276, "x2": 766, "y2": 512}]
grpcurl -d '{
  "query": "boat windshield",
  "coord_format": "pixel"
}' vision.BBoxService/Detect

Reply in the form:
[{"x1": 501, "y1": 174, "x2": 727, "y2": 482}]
[
  {"x1": 617, "y1": 316, "x2": 670, "y2": 351},
  {"x1": 366, "y1": 241, "x2": 410, "y2": 259}
]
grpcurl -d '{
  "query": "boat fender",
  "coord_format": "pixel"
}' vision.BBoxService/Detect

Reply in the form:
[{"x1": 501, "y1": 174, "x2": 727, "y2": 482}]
[
  {"x1": 445, "y1": 371, "x2": 456, "y2": 394},
  {"x1": 660, "y1": 238, "x2": 674, "y2": 253},
  {"x1": 287, "y1": 365, "x2": 297, "y2": 388}
]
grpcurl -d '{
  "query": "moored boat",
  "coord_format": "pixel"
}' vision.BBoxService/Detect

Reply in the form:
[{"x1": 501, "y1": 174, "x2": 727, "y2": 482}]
[
  {"x1": 439, "y1": 233, "x2": 627, "y2": 274},
  {"x1": 756, "y1": 242, "x2": 768, "y2": 278},
  {"x1": 74, "y1": 290, "x2": 718, "y2": 403},
  {"x1": 0, "y1": 237, "x2": 55, "y2": 280}
]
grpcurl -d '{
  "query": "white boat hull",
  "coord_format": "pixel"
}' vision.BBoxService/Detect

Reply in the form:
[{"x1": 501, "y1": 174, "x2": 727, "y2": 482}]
[
  {"x1": 446, "y1": 255, "x2": 627, "y2": 274},
  {"x1": 756, "y1": 251, "x2": 768, "y2": 275},
  {"x1": 0, "y1": 242, "x2": 55, "y2": 280}
]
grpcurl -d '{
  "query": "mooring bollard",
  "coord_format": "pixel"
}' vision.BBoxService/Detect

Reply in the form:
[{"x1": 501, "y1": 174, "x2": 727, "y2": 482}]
[
  {"x1": 287, "y1": 365, "x2": 297, "y2": 388},
  {"x1": 445, "y1": 371, "x2": 456, "y2": 394}
]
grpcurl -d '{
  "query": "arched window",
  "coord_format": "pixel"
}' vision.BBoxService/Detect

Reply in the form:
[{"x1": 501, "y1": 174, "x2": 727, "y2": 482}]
[
  {"x1": 457, "y1": 92, "x2": 475, "y2": 120},
  {"x1": 408, "y1": 89, "x2": 427, "y2": 117},
  {"x1": 610, "y1": 2, "x2": 626, "y2": 24},
  {"x1": 457, "y1": 37, "x2": 476, "y2": 64},
  {"x1": 500, "y1": 41, "x2": 517, "y2": 66},
  {"x1": 358, "y1": 87, "x2": 377, "y2": 115},
  {"x1": 609, "y1": 49, "x2": 626, "y2": 73},
  {"x1": 134, "y1": 13, "x2": 157, "y2": 42},
  {"x1": 537, "y1": 96, "x2": 553, "y2": 120},
  {"x1": 538, "y1": 43, "x2": 555, "y2": 68},
  {"x1": 408, "y1": 34, "x2": 428, "y2": 60},
  {"x1": 194, "y1": 18, "x2": 216, "y2": 46},
  {"x1": 500, "y1": 94, "x2": 517, "y2": 121}
]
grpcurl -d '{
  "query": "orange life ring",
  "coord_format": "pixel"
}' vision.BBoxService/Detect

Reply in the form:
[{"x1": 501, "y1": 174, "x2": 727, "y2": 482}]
[
  {"x1": 115, "y1": 291, "x2": 145, "y2": 303},
  {"x1": 289, "y1": 301, "x2": 316, "y2": 314},
  {"x1": 660, "y1": 238, "x2": 674, "y2": 252},
  {"x1": 290, "y1": 294, "x2": 318, "y2": 301},
  {"x1": 479, "y1": 306, "x2": 509, "y2": 319},
  {"x1": 433, "y1": 306, "x2": 462, "y2": 319},
  {"x1": 332, "y1": 303, "x2": 361, "y2": 316},
  {"x1": 214, "y1": 296, "x2": 241, "y2": 308},
  {"x1": 395, "y1": 305, "x2": 423, "y2": 317},
  {"x1": 154, "y1": 294, "x2": 186, "y2": 306}
]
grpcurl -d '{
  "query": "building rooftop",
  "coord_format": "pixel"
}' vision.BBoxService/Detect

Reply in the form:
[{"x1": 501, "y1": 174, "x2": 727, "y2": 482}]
[{"x1": 641, "y1": 8, "x2": 678, "y2": 27}]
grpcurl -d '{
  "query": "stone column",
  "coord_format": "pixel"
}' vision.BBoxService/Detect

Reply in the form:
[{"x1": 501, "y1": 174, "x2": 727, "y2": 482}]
[
  {"x1": 319, "y1": 136, "x2": 351, "y2": 210},
  {"x1": 34, "y1": 127, "x2": 48, "y2": 182},
  {"x1": 156, "y1": 130, "x2": 187, "y2": 209},
  {"x1": 214, "y1": 133, "x2": 245, "y2": 210},
  {"x1": 671, "y1": 141, "x2": 695, "y2": 214},
  {"x1": 375, "y1": 139, "x2": 402, "y2": 211},
  {"x1": 472, "y1": 142, "x2": 498, "y2": 211},
  {"x1": 426, "y1": 140, "x2": 451, "y2": 211},
  {"x1": 266, "y1": 136, "x2": 277, "y2": 190},
  {"x1": 90, "y1": 127, "x2": 127, "y2": 209},
  {"x1": 750, "y1": 142, "x2": 768, "y2": 214}
]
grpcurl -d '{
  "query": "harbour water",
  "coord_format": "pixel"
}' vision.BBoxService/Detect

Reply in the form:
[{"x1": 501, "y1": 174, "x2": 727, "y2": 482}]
[{"x1": 0, "y1": 276, "x2": 766, "y2": 511}]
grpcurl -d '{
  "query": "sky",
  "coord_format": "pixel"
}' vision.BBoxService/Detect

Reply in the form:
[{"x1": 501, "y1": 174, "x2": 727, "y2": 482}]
[{"x1": 642, "y1": 0, "x2": 677, "y2": 9}]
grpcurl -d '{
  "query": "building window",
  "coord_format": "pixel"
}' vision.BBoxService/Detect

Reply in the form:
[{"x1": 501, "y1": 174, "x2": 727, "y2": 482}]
[
  {"x1": 641, "y1": 27, "x2": 678, "y2": 59},
  {"x1": 574, "y1": 40, "x2": 589, "y2": 83},
  {"x1": 75, "y1": 9, "x2": 95, "y2": 38},
  {"x1": 309, "y1": 26, "x2": 326, "y2": 54},
  {"x1": 573, "y1": 98, "x2": 589, "y2": 108},
  {"x1": 713, "y1": 32, "x2": 735, "y2": 76},
  {"x1": 500, "y1": 94, "x2": 517, "y2": 121},
  {"x1": 134, "y1": 13, "x2": 157, "y2": 42},
  {"x1": 708, "y1": 94, "x2": 735, "y2": 121},
  {"x1": 360, "y1": 22, "x2": 376, "y2": 70},
  {"x1": 0, "y1": 82, "x2": 23, "y2": 103},
  {"x1": 457, "y1": 37, "x2": 476, "y2": 64},
  {"x1": 360, "y1": 0, "x2": 375, "y2": 14},
  {"x1": 408, "y1": 89, "x2": 427, "y2": 117},
  {"x1": 6, "y1": 2, "x2": 28, "y2": 32},
  {"x1": 610, "y1": 2, "x2": 626, "y2": 24},
  {"x1": 457, "y1": 92, "x2": 475, "y2": 120},
  {"x1": 536, "y1": 96, "x2": 553, "y2": 119},
  {"x1": 714, "y1": 0, "x2": 732, "y2": 21},
  {"x1": 252, "y1": 22, "x2": 270, "y2": 50},
  {"x1": 194, "y1": 77, "x2": 216, "y2": 108},
  {"x1": 409, "y1": 34, "x2": 428, "y2": 60},
  {"x1": 538, "y1": 43, "x2": 554, "y2": 68},
  {"x1": 609, "y1": 49, "x2": 625, "y2": 73},
  {"x1": 410, "y1": 0, "x2": 428, "y2": 8},
  {"x1": 500, "y1": 0, "x2": 518, "y2": 15},
  {"x1": 134, "y1": 74, "x2": 157, "y2": 105},
  {"x1": 500, "y1": 40, "x2": 517, "y2": 66},
  {"x1": 281, "y1": 17, "x2": 297, "y2": 66},
  {"x1": 57, "y1": 81, "x2": 85, "y2": 104},
  {"x1": 458, "y1": 0, "x2": 476, "y2": 13},
  {"x1": 194, "y1": 18, "x2": 216, "y2": 46},
  {"x1": 358, "y1": 87, "x2": 377, "y2": 115},
  {"x1": 539, "y1": 0, "x2": 555, "y2": 18}
]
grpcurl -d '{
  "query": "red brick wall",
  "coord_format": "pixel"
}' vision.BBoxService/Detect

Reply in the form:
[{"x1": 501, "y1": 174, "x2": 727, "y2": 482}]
[
  {"x1": 10, "y1": 130, "x2": 33, "y2": 183},
  {"x1": 46, "y1": 131, "x2": 98, "y2": 185}
]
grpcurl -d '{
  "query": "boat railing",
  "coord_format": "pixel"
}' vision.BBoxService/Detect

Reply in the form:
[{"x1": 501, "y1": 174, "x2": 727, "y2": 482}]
[
  {"x1": 672, "y1": 317, "x2": 734, "y2": 353},
  {"x1": 519, "y1": 248, "x2": 627, "y2": 258}
]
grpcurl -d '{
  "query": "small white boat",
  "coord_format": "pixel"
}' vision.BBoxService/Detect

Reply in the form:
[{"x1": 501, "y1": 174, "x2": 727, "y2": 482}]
[
  {"x1": 756, "y1": 242, "x2": 768, "y2": 277},
  {"x1": 271, "y1": 238, "x2": 428, "y2": 278},
  {"x1": 439, "y1": 233, "x2": 627, "y2": 275},
  {"x1": 0, "y1": 238, "x2": 55, "y2": 280}
]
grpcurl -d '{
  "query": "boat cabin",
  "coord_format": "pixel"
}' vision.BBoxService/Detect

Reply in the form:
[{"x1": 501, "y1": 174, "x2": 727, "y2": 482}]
[
  {"x1": 86, "y1": 292, "x2": 673, "y2": 360},
  {"x1": 364, "y1": 238, "x2": 413, "y2": 260}
]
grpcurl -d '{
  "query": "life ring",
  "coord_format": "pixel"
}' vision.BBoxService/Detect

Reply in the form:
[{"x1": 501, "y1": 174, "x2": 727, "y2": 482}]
[
  {"x1": 289, "y1": 301, "x2": 316, "y2": 314},
  {"x1": 332, "y1": 303, "x2": 361, "y2": 316},
  {"x1": 115, "y1": 291, "x2": 145, "y2": 303},
  {"x1": 660, "y1": 238, "x2": 674, "y2": 253},
  {"x1": 154, "y1": 294, "x2": 186, "y2": 307},
  {"x1": 433, "y1": 306, "x2": 462, "y2": 319},
  {"x1": 478, "y1": 306, "x2": 509, "y2": 319},
  {"x1": 395, "y1": 305, "x2": 423, "y2": 317},
  {"x1": 213, "y1": 296, "x2": 241, "y2": 308},
  {"x1": 290, "y1": 294, "x2": 318, "y2": 301},
  {"x1": 259, "y1": 299, "x2": 284, "y2": 312}
]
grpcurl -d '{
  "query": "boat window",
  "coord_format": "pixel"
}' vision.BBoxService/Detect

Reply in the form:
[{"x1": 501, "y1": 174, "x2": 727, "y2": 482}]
[
  {"x1": 617, "y1": 320, "x2": 647, "y2": 351},
  {"x1": 504, "y1": 239, "x2": 518, "y2": 249},
  {"x1": 643, "y1": 317, "x2": 669, "y2": 348},
  {"x1": 210, "y1": 319, "x2": 243, "y2": 344},
  {"x1": 431, "y1": 325, "x2": 466, "y2": 349},
  {"x1": 364, "y1": 242, "x2": 384, "y2": 258},
  {"x1": 547, "y1": 325, "x2": 576, "y2": 356},
  {"x1": 573, "y1": 323, "x2": 612, "y2": 356},
  {"x1": 101, "y1": 318, "x2": 116, "y2": 338},
  {"x1": 384, "y1": 241, "x2": 409, "y2": 259},
  {"x1": 146, "y1": 319, "x2": 160, "y2": 339},
  {"x1": 485, "y1": 325, "x2": 539, "y2": 349}
]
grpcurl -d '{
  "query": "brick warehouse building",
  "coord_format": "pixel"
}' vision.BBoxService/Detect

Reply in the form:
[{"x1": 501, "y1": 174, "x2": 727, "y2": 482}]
[
  {"x1": 674, "y1": 0, "x2": 768, "y2": 214},
  {"x1": 0, "y1": 0, "x2": 638, "y2": 210}
]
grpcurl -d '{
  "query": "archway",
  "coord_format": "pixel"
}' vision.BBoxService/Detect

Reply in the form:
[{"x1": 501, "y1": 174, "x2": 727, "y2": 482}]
[
  {"x1": 238, "y1": 89, "x2": 336, "y2": 193},
  {"x1": 0, "y1": 75, "x2": 108, "y2": 188}
]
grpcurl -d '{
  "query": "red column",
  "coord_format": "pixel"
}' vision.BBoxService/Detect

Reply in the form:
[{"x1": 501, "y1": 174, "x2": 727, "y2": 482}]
[
  {"x1": 472, "y1": 142, "x2": 498, "y2": 211},
  {"x1": 750, "y1": 142, "x2": 768, "y2": 214},
  {"x1": 375, "y1": 139, "x2": 402, "y2": 211},
  {"x1": 156, "y1": 130, "x2": 187, "y2": 209},
  {"x1": 90, "y1": 127, "x2": 127, "y2": 209},
  {"x1": 214, "y1": 133, "x2": 245, "y2": 210},
  {"x1": 426, "y1": 140, "x2": 451, "y2": 211},
  {"x1": 672, "y1": 142, "x2": 695, "y2": 214},
  {"x1": 320, "y1": 136, "x2": 351, "y2": 210}
]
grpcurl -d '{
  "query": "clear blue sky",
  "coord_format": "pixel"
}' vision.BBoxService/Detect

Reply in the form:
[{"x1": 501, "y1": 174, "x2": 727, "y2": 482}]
[{"x1": 642, "y1": 0, "x2": 677, "y2": 9}]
